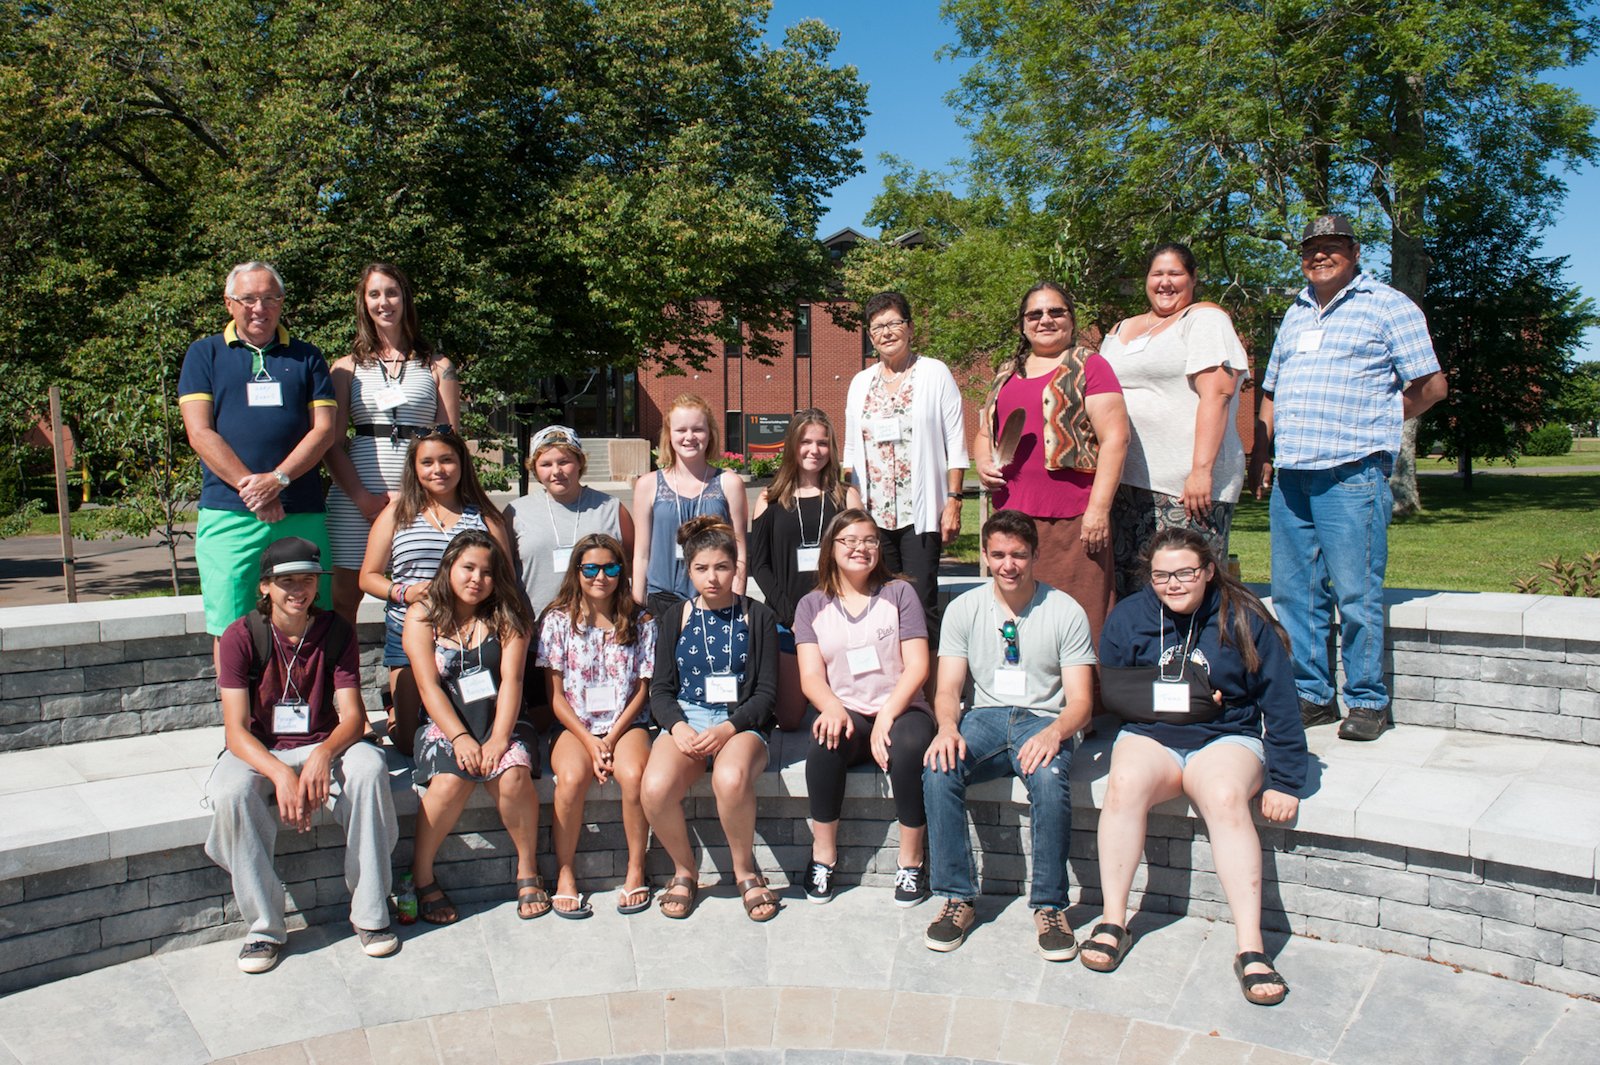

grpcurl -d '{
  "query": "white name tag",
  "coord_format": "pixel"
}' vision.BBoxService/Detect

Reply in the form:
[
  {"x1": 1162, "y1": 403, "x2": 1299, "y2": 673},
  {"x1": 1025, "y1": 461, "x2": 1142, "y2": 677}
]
[
  {"x1": 1152, "y1": 681, "x2": 1191, "y2": 714},
  {"x1": 455, "y1": 668, "x2": 497, "y2": 703},
  {"x1": 795, "y1": 546, "x2": 821, "y2": 572},
  {"x1": 1296, "y1": 329, "x2": 1324, "y2": 353},
  {"x1": 247, "y1": 381, "x2": 283, "y2": 407},
  {"x1": 846, "y1": 645, "x2": 881, "y2": 675},
  {"x1": 674, "y1": 543, "x2": 684, "y2": 561},
  {"x1": 552, "y1": 547, "x2": 573, "y2": 572},
  {"x1": 993, "y1": 668, "x2": 1027, "y2": 698},
  {"x1": 705, "y1": 673, "x2": 738, "y2": 704},
  {"x1": 272, "y1": 701, "x2": 311, "y2": 735},
  {"x1": 586, "y1": 683, "x2": 619, "y2": 715},
  {"x1": 1121, "y1": 334, "x2": 1150, "y2": 354},
  {"x1": 869, "y1": 417, "x2": 901, "y2": 444},
  {"x1": 373, "y1": 384, "x2": 406, "y2": 411}
]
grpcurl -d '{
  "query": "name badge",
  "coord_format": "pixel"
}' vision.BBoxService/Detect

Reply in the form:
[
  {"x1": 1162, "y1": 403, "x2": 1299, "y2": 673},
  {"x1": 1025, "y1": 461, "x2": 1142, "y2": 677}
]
[
  {"x1": 1152, "y1": 681, "x2": 1190, "y2": 714},
  {"x1": 586, "y1": 683, "x2": 620, "y2": 715},
  {"x1": 795, "y1": 546, "x2": 821, "y2": 572},
  {"x1": 846, "y1": 645, "x2": 881, "y2": 675},
  {"x1": 373, "y1": 384, "x2": 406, "y2": 411},
  {"x1": 455, "y1": 668, "x2": 497, "y2": 703},
  {"x1": 247, "y1": 381, "x2": 283, "y2": 407},
  {"x1": 272, "y1": 701, "x2": 311, "y2": 735},
  {"x1": 993, "y1": 668, "x2": 1027, "y2": 698},
  {"x1": 705, "y1": 673, "x2": 738, "y2": 704},
  {"x1": 869, "y1": 417, "x2": 901, "y2": 444},
  {"x1": 552, "y1": 547, "x2": 573, "y2": 572},
  {"x1": 1121, "y1": 334, "x2": 1150, "y2": 355},
  {"x1": 674, "y1": 543, "x2": 685, "y2": 561},
  {"x1": 1296, "y1": 329, "x2": 1324, "y2": 353}
]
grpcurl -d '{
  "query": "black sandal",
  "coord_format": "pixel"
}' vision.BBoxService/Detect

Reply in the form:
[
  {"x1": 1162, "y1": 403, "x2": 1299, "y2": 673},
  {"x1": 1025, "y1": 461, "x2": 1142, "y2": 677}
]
[
  {"x1": 516, "y1": 876, "x2": 552, "y2": 920},
  {"x1": 1080, "y1": 923, "x2": 1132, "y2": 973},
  {"x1": 415, "y1": 881, "x2": 457, "y2": 925},
  {"x1": 1234, "y1": 950, "x2": 1289, "y2": 1006}
]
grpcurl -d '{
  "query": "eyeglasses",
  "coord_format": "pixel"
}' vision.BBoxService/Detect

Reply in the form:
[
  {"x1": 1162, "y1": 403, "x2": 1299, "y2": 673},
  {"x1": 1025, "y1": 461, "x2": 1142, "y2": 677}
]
[
  {"x1": 1023, "y1": 307, "x2": 1071, "y2": 323},
  {"x1": 402, "y1": 423, "x2": 456, "y2": 442},
  {"x1": 999, "y1": 619, "x2": 1020, "y2": 665},
  {"x1": 1300, "y1": 240, "x2": 1353, "y2": 259},
  {"x1": 868, "y1": 318, "x2": 910, "y2": 336},
  {"x1": 580, "y1": 562, "x2": 623, "y2": 579},
  {"x1": 227, "y1": 294, "x2": 285, "y2": 308},
  {"x1": 1149, "y1": 567, "x2": 1204, "y2": 585},
  {"x1": 836, "y1": 536, "x2": 881, "y2": 551}
]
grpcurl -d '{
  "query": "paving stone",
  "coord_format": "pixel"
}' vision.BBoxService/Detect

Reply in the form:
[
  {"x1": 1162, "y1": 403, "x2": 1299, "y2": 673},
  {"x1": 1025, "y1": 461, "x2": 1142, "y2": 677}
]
[
  {"x1": 0, "y1": 954, "x2": 209, "y2": 1063},
  {"x1": 488, "y1": 1001, "x2": 559, "y2": 1063},
  {"x1": 827, "y1": 988, "x2": 891, "y2": 1051},
  {"x1": 1352, "y1": 767, "x2": 1507, "y2": 855},
  {"x1": 995, "y1": 1000, "x2": 1068, "y2": 1065},
  {"x1": 721, "y1": 987, "x2": 778, "y2": 1049},
  {"x1": 0, "y1": 940, "x2": 149, "y2": 997},
  {"x1": 884, "y1": 990, "x2": 952, "y2": 1056},
  {"x1": 365, "y1": 1018, "x2": 437, "y2": 1065},
  {"x1": 1057, "y1": 1011, "x2": 1129, "y2": 1061},
  {"x1": 773, "y1": 987, "x2": 836, "y2": 1050},
  {"x1": 330, "y1": 914, "x2": 496, "y2": 1028},
  {"x1": 233, "y1": 1045, "x2": 310, "y2": 1065},
  {"x1": 548, "y1": 994, "x2": 614, "y2": 1060},
  {"x1": 1522, "y1": 999, "x2": 1600, "y2": 1065},
  {"x1": 1174, "y1": 1033, "x2": 1254, "y2": 1065},
  {"x1": 609, "y1": 990, "x2": 667, "y2": 1055},
  {"x1": 1118, "y1": 1021, "x2": 1188, "y2": 1064},
  {"x1": 943, "y1": 996, "x2": 1009, "y2": 1060},
  {"x1": 430, "y1": 1008, "x2": 497, "y2": 1065},
  {"x1": 301, "y1": 1028, "x2": 378, "y2": 1065},
  {"x1": 1470, "y1": 781, "x2": 1600, "y2": 879}
]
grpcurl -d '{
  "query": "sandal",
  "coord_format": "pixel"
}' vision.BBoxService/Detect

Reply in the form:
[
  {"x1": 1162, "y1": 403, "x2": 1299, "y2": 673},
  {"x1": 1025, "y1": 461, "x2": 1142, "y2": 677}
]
[
  {"x1": 738, "y1": 875, "x2": 780, "y2": 923},
  {"x1": 516, "y1": 876, "x2": 552, "y2": 920},
  {"x1": 1079, "y1": 923, "x2": 1132, "y2": 973},
  {"x1": 617, "y1": 885, "x2": 652, "y2": 915},
  {"x1": 551, "y1": 893, "x2": 593, "y2": 920},
  {"x1": 659, "y1": 876, "x2": 699, "y2": 920},
  {"x1": 1233, "y1": 951, "x2": 1289, "y2": 1006},
  {"x1": 415, "y1": 881, "x2": 457, "y2": 925}
]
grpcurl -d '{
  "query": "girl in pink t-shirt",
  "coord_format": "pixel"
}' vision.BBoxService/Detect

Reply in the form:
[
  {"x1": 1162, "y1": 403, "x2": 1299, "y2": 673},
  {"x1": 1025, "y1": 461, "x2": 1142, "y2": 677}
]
[{"x1": 793, "y1": 508, "x2": 936, "y2": 906}]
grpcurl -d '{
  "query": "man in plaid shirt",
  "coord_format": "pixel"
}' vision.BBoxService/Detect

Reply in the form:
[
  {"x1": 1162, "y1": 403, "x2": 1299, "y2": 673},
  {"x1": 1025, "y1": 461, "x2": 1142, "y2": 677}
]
[{"x1": 1249, "y1": 215, "x2": 1447, "y2": 741}]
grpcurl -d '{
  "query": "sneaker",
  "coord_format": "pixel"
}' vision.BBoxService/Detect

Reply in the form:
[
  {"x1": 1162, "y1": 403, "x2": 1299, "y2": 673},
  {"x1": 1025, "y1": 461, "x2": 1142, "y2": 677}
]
[
  {"x1": 1034, "y1": 908, "x2": 1078, "y2": 962},
  {"x1": 924, "y1": 898, "x2": 976, "y2": 952},
  {"x1": 1339, "y1": 704, "x2": 1393, "y2": 741},
  {"x1": 357, "y1": 926, "x2": 400, "y2": 958},
  {"x1": 893, "y1": 865, "x2": 928, "y2": 908},
  {"x1": 237, "y1": 940, "x2": 281, "y2": 974},
  {"x1": 804, "y1": 860, "x2": 835, "y2": 904},
  {"x1": 1299, "y1": 697, "x2": 1340, "y2": 728}
]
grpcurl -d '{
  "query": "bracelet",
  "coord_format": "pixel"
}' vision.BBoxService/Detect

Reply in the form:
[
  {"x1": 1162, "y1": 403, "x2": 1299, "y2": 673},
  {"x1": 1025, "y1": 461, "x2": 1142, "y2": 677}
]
[
  {"x1": 947, "y1": 491, "x2": 964, "y2": 500},
  {"x1": 451, "y1": 731, "x2": 470, "y2": 743}
]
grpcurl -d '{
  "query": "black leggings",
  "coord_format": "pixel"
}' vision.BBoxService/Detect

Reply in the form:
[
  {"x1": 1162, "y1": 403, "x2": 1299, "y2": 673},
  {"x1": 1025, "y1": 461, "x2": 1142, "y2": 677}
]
[{"x1": 806, "y1": 709, "x2": 937, "y2": 827}]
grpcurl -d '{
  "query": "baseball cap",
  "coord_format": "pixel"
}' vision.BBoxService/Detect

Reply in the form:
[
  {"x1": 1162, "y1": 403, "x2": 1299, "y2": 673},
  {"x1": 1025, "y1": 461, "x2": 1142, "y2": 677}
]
[
  {"x1": 1300, "y1": 214, "x2": 1358, "y2": 245},
  {"x1": 259, "y1": 537, "x2": 331, "y2": 579}
]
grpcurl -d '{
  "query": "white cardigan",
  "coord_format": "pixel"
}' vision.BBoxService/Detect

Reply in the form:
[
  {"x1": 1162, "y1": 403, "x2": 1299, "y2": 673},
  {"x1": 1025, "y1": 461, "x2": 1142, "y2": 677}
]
[{"x1": 842, "y1": 355, "x2": 971, "y2": 536}]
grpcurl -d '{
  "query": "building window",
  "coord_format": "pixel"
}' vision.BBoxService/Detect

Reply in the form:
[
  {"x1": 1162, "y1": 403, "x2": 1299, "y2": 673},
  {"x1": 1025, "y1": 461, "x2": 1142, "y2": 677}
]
[
  {"x1": 795, "y1": 304, "x2": 811, "y2": 358},
  {"x1": 725, "y1": 315, "x2": 743, "y2": 358},
  {"x1": 861, "y1": 317, "x2": 873, "y2": 364}
]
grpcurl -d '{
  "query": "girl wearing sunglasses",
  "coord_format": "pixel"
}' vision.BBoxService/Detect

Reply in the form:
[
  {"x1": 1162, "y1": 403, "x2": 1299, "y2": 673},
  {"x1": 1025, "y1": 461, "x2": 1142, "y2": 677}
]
[{"x1": 537, "y1": 533, "x2": 657, "y2": 917}]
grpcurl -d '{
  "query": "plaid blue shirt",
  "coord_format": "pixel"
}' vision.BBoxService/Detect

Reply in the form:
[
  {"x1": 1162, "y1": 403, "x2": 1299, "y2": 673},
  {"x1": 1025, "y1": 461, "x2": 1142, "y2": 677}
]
[{"x1": 1262, "y1": 272, "x2": 1439, "y2": 470}]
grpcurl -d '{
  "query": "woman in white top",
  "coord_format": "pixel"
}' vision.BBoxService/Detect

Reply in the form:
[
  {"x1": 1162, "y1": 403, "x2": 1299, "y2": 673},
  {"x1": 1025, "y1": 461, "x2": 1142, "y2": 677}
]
[
  {"x1": 842, "y1": 292, "x2": 970, "y2": 637},
  {"x1": 1100, "y1": 244, "x2": 1250, "y2": 599}
]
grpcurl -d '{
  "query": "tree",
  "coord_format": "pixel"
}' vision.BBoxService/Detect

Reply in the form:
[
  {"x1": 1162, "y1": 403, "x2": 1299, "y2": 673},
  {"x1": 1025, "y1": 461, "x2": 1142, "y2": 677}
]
[{"x1": 1554, "y1": 361, "x2": 1600, "y2": 436}]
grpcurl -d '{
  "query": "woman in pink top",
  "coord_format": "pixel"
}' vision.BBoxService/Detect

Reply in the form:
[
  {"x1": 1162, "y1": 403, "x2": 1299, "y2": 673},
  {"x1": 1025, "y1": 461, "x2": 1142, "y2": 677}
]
[
  {"x1": 794, "y1": 508, "x2": 935, "y2": 907},
  {"x1": 974, "y1": 282, "x2": 1129, "y2": 645}
]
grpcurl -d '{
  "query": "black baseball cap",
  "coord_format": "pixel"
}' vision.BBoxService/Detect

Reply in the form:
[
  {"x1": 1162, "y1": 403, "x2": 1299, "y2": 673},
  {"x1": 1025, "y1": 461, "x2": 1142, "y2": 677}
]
[
  {"x1": 1300, "y1": 214, "x2": 1358, "y2": 245},
  {"x1": 259, "y1": 537, "x2": 331, "y2": 580}
]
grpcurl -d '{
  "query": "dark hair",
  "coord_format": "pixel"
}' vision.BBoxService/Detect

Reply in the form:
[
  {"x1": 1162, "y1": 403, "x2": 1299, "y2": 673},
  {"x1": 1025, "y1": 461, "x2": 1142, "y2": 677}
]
[
  {"x1": 352, "y1": 263, "x2": 433, "y2": 366},
  {"x1": 815, "y1": 508, "x2": 901, "y2": 598},
  {"x1": 543, "y1": 533, "x2": 642, "y2": 647},
  {"x1": 392, "y1": 427, "x2": 504, "y2": 537},
  {"x1": 1141, "y1": 528, "x2": 1289, "y2": 673},
  {"x1": 1144, "y1": 242, "x2": 1197, "y2": 277},
  {"x1": 1010, "y1": 281, "x2": 1077, "y2": 378},
  {"x1": 981, "y1": 508, "x2": 1039, "y2": 554},
  {"x1": 862, "y1": 291, "x2": 912, "y2": 328},
  {"x1": 678, "y1": 515, "x2": 737, "y2": 565},
  {"x1": 766, "y1": 408, "x2": 848, "y2": 511},
  {"x1": 423, "y1": 529, "x2": 531, "y2": 641}
]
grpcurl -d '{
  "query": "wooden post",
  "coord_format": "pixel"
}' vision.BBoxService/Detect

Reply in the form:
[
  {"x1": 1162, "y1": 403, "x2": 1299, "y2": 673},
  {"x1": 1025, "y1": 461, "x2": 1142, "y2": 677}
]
[
  {"x1": 978, "y1": 488, "x2": 990, "y2": 577},
  {"x1": 48, "y1": 385, "x2": 77, "y2": 602}
]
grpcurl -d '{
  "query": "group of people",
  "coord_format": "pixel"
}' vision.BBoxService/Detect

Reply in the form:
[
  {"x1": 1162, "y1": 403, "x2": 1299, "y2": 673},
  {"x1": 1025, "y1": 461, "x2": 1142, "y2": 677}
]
[{"x1": 183, "y1": 213, "x2": 1446, "y2": 1009}]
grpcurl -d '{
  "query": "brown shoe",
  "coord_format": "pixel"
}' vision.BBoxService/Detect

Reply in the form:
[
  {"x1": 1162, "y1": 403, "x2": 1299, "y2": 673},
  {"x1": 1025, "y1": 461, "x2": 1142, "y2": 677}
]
[{"x1": 924, "y1": 898, "x2": 977, "y2": 952}]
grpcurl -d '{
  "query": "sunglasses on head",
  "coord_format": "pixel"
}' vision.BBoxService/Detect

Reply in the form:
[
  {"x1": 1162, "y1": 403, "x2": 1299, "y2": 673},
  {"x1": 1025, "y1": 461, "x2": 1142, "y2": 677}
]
[
  {"x1": 999, "y1": 619, "x2": 1020, "y2": 665},
  {"x1": 580, "y1": 562, "x2": 623, "y2": 579}
]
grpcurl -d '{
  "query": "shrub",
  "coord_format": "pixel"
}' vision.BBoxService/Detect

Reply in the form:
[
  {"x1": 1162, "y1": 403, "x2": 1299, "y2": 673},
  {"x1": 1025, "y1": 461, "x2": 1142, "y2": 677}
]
[
  {"x1": 1512, "y1": 551, "x2": 1600, "y2": 596},
  {"x1": 709, "y1": 450, "x2": 746, "y2": 471},
  {"x1": 747, "y1": 453, "x2": 782, "y2": 479},
  {"x1": 1524, "y1": 422, "x2": 1574, "y2": 457}
]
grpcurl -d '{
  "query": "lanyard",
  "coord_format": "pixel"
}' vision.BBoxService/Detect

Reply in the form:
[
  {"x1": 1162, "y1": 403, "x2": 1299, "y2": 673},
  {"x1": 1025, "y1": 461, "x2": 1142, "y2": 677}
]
[
  {"x1": 1157, "y1": 610, "x2": 1200, "y2": 681},
  {"x1": 544, "y1": 489, "x2": 578, "y2": 549},
  {"x1": 270, "y1": 623, "x2": 309, "y2": 703},
  {"x1": 795, "y1": 492, "x2": 824, "y2": 548},
  {"x1": 833, "y1": 589, "x2": 880, "y2": 650},
  {"x1": 669, "y1": 468, "x2": 709, "y2": 539},
  {"x1": 442, "y1": 618, "x2": 485, "y2": 671},
  {"x1": 697, "y1": 600, "x2": 740, "y2": 675},
  {"x1": 377, "y1": 357, "x2": 407, "y2": 386},
  {"x1": 246, "y1": 343, "x2": 273, "y2": 380},
  {"x1": 987, "y1": 587, "x2": 1023, "y2": 654}
]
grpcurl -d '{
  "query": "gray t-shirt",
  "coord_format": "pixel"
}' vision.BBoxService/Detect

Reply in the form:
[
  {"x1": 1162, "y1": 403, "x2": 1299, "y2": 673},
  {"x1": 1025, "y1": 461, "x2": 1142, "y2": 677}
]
[
  {"x1": 939, "y1": 581, "x2": 1096, "y2": 712},
  {"x1": 505, "y1": 486, "x2": 622, "y2": 615}
]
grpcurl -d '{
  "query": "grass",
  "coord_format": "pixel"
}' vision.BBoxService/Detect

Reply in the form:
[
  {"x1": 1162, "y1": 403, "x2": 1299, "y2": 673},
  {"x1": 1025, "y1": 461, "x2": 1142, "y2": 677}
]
[
  {"x1": 1419, "y1": 436, "x2": 1600, "y2": 471},
  {"x1": 4, "y1": 508, "x2": 198, "y2": 539},
  {"x1": 952, "y1": 473, "x2": 1600, "y2": 593}
]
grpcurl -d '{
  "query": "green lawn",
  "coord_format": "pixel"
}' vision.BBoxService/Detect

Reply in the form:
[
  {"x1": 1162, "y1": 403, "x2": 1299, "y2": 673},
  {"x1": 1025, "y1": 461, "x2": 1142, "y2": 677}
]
[
  {"x1": 953, "y1": 473, "x2": 1600, "y2": 593},
  {"x1": 1420, "y1": 436, "x2": 1600, "y2": 471}
]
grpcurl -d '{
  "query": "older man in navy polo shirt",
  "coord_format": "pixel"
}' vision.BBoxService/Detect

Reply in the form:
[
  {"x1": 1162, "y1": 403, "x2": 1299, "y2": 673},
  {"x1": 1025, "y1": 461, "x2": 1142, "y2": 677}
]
[{"x1": 1250, "y1": 215, "x2": 1447, "y2": 741}]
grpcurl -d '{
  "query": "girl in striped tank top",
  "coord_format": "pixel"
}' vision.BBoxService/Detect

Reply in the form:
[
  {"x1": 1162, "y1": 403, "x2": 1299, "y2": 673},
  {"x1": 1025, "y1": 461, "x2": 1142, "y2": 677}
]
[{"x1": 360, "y1": 427, "x2": 510, "y2": 755}]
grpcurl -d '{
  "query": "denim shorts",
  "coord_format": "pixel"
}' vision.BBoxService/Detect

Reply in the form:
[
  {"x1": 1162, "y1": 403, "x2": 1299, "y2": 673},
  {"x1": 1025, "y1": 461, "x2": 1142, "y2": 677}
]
[
  {"x1": 1115, "y1": 729, "x2": 1264, "y2": 770},
  {"x1": 678, "y1": 701, "x2": 768, "y2": 756},
  {"x1": 383, "y1": 613, "x2": 409, "y2": 669}
]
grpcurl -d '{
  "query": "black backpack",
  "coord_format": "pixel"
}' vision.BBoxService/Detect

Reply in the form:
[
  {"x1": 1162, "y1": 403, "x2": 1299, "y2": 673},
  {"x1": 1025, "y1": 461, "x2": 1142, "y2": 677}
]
[{"x1": 243, "y1": 610, "x2": 355, "y2": 693}]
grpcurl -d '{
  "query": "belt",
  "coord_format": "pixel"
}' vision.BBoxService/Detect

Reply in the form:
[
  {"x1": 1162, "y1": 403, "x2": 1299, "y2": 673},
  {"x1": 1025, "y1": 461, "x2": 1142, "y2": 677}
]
[{"x1": 354, "y1": 424, "x2": 431, "y2": 441}]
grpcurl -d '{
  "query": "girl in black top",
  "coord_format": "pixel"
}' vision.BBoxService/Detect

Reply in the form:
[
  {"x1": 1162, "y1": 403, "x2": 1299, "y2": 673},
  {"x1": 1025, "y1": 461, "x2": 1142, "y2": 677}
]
[{"x1": 748, "y1": 408, "x2": 859, "y2": 730}]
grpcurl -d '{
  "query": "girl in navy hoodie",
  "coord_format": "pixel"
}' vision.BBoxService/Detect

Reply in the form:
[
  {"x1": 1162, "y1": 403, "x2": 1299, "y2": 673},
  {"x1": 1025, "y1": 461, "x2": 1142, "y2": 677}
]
[{"x1": 1086, "y1": 528, "x2": 1305, "y2": 1006}]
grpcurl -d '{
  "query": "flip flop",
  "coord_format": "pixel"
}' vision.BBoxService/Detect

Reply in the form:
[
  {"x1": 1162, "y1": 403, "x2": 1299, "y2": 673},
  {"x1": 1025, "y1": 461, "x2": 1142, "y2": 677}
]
[
  {"x1": 616, "y1": 885, "x2": 652, "y2": 915},
  {"x1": 515, "y1": 876, "x2": 552, "y2": 920},
  {"x1": 1080, "y1": 922, "x2": 1132, "y2": 973},
  {"x1": 551, "y1": 893, "x2": 593, "y2": 920}
]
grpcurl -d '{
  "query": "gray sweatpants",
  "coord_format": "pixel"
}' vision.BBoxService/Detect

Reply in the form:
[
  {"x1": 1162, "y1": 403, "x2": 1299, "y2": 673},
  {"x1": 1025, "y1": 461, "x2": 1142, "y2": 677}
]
[{"x1": 204, "y1": 740, "x2": 398, "y2": 944}]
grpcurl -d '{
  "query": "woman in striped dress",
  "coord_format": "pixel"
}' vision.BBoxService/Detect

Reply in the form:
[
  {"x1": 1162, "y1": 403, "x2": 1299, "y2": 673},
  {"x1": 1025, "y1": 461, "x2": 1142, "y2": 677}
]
[
  {"x1": 326, "y1": 263, "x2": 460, "y2": 622},
  {"x1": 360, "y1": 428, "x2": 510, "y2": 755}
]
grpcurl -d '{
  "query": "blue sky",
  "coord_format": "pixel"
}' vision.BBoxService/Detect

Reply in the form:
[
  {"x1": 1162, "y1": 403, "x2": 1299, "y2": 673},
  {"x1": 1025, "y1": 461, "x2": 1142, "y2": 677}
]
[{"x1": 767, "y1": 2, "x2": 1600, "y2": 354}]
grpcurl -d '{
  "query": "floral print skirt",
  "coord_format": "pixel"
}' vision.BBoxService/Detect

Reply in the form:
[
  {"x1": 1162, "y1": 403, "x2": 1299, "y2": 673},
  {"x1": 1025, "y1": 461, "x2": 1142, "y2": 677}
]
[{"x1": 1111, "y1": 484, "x2": 1235, "y2": 600}]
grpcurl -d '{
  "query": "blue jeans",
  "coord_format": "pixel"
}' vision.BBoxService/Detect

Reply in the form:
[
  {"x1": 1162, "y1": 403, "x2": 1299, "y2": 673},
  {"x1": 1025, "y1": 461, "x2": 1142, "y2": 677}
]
[
  {"x1": 1270, "y1": 455, "x2": 1392, "y2": 710},
  {"x1": 922, "y1": 706, "x2": 1073, "y2": 910}
]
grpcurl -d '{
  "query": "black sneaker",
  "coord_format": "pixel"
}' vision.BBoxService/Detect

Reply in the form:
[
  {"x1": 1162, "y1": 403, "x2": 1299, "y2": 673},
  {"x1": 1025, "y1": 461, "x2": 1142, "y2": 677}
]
[
  {"x1": 893, "y1": 865, "x2": 927, "y2": 907},
  {"x1": 1299, "y1": 697, "x2": 1340, "y2": 728},
  {"x1": 1339, "y1": 704, "x2": 1393, "y2": 741},
  {"x1": 1034, "y1": 908, "x2": 1078, "y2": 962},
  {"x1": 237, "y1": 940, "x2": 281, "y2": 974},
  {"x1": 804, "y1": 860, "x2": 834, "y2": 904},
  {"x1": 924, "y1": 898, "x2": 976, "y2": 952}
]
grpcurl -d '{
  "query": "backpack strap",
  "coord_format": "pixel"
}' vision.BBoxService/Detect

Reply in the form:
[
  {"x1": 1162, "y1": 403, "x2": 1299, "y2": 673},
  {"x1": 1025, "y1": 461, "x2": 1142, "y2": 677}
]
[{"x1": 244, "y1": 611, "x2": 273, "y2": 688}]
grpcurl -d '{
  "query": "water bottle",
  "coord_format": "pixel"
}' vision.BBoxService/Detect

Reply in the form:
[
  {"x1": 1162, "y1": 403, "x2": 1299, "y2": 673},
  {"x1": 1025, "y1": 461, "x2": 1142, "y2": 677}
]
[{"x1": 395, "y1": 872, "x2": 418, "y2": 925}]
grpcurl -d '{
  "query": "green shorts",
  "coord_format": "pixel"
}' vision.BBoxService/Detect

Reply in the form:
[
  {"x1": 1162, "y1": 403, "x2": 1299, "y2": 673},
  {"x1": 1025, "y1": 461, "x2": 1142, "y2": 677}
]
[{"x1": 196, "y1": 508, "x2": 332, "y2": 635}]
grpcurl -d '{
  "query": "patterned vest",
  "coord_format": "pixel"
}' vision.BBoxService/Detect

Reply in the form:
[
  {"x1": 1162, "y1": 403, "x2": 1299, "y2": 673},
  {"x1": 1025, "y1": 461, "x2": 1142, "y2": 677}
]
[{"x1": 980, "y1": 347, "x2": 1101, "y2": 472}]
